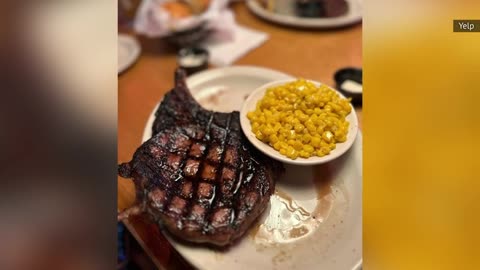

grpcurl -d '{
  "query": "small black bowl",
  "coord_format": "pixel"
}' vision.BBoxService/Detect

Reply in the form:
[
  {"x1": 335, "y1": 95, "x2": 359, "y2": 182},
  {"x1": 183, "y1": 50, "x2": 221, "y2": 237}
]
[
  {"x1": 177, "y1": 47, "x2": 209, "y2": 76},
  {"x1": 334, "y1": 67, "x2": 362, "y2": 106}
]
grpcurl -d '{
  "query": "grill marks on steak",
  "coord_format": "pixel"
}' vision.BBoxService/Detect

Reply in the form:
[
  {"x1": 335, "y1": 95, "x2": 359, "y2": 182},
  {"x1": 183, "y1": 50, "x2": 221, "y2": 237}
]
[{"x1": 118, "y1": 69, "x2": 284, "y2": 246}]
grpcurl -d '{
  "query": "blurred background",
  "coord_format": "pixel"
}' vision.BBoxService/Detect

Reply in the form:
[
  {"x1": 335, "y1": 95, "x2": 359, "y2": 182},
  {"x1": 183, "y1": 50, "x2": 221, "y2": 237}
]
[{"x1": 0, "y1": 1, "x2": 116, "y2": 270}]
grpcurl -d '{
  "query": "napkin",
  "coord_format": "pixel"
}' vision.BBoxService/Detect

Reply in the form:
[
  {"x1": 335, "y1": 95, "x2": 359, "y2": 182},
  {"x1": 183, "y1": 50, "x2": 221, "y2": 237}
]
[{"x1": 201, "y1": 24, "x2": 269, "y2": 66}]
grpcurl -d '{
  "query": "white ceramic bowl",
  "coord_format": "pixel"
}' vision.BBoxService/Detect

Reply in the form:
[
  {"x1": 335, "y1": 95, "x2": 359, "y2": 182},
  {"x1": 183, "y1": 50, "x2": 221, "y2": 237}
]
[{"x1": 240, "y1": 79, "x2": 359, "y2": 165}]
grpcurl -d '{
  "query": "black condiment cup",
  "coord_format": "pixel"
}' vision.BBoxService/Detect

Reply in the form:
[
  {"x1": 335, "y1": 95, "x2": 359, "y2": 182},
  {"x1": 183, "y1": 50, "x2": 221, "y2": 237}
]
[
  {"x1": 334, "y1": 67, "x2": 363, "y2": 106},
  {"x1": 177, "y1": 47, "x2": 209, "y2": 76}
]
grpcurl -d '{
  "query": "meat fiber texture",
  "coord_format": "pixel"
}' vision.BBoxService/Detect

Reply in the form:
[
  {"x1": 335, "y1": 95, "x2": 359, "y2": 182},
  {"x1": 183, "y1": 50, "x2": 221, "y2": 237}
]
[{"x1": 118, "y1": 69, "x2": 284, "y2": 247}]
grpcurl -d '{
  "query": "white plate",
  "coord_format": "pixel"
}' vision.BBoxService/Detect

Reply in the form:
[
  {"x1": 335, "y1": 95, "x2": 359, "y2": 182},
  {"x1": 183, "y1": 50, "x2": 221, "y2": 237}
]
[
  {"x1": 246, "y1": 0, "x2": 362, "y2": 29},
  {"x1": 240, "y1": 79, "x2": 359, "y2": 166},
  {"x1": 142, "y1": 66, "x2": 362, "y2": 270},
  {"x1": 118, "y1": 34, "x2": 141, "y2": 74}
]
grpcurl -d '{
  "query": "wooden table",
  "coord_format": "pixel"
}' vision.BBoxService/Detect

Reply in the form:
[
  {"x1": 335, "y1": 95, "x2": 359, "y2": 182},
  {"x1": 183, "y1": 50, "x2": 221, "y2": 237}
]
[{"x1": 118, "y1": 3, "x2": 362, "y2": 269}]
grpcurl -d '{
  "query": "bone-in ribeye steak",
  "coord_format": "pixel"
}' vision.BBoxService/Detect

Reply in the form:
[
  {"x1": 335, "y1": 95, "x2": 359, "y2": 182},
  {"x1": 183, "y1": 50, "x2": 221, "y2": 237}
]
[{"x1": 118, "y1": 69, "x2": 284, "y2": 246}]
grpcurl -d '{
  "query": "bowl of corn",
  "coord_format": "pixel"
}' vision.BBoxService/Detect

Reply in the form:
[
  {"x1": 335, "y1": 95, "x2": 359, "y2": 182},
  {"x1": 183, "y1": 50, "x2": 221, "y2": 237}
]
[{"x1": 240, "y1": 78, "x2": 358, "y2": 165}]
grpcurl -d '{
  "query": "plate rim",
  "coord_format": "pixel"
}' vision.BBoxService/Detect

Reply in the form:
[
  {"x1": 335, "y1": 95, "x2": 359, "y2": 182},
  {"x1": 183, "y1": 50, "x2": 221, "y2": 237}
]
[
  {"x1": 246, "y1": 0, "x2": 362, "y2": 29},
  {"x1": 118, "y1": 34, "x2": 141, "y2": 74}
]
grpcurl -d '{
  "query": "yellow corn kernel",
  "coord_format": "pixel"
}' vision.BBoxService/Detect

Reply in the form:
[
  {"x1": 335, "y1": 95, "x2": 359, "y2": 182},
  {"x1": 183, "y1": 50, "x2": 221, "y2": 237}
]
[
  {"x1": 305, "y1": 109, "x2": 314, "y2": 115},
  {"x1": 273, "y1": 123, "x2": 282, "y2": 132},
  {"x1": 302, "y1": 134, "x2": 312, "y2": 144},
  {"x1": 317, "y1": 149, "x2": 326, "y2": 157},
  {"x1": 273, "y1": 142, "x2": 282, "y2": 150},
  {"x1": 316, "y1": 125, "x2": 325, "y2": 134},
  {"x1": 320, "y1": 147, "x2": 330, "y2": 155},
  {"x1": 286, "y1": 147, "x2": 298, "y2": 159},
  {"x1": 311, "y1": 136, "x2": 322, "y2": 148},
  {"x1": 305, "y1": 123, "x2": 315, "y2": 132},
  {"x1": 262, "y1": 126, "x2": 274, "y2": 136},
  {"x1": 287, "y1": 130, "x2": 296, "y2": 139},
  {"x1": 298, "y1": 114, "x2": 309, "y2": 122},
  {"x1": 322, "y1": 131, "x2": 334, "y2": 143},
  {"x1": 269, "y1": 134, "x2": 279, "y2": 144},
  {"x1": 299, "y1": 151, "x2": 310, "y2": 158},
  {"x1": 303, "y1": 145, "x2": 315, "y2": 153},
  {"x1": 294, "y1": 124, "x2": 304, "y2": 133},
  {"x1": 320, "y1": 141, "x2": 330, "y2": 148},
  {"x1": 258, "y1": 115, "x2": 266, "y2": 124},
  {"x1": 293, "y1": 141, "x2": 303, "y2": 151},
  {"x1": 279, "y1": 141, "x2": 288, "y2": 149},
  {"x1": 329, "y1": 143, "x2": 336, "y2": 150}
]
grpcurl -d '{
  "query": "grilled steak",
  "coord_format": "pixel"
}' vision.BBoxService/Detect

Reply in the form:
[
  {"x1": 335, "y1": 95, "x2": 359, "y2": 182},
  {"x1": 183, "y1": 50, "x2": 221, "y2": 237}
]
[{"x1": 118, "y1": 69, "x2": 284, "y2": 246}]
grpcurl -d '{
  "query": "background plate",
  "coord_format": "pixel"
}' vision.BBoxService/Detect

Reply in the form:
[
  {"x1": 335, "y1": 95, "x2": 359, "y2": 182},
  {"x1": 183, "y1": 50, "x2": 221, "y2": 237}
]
[
  {"x1": 142, "y1": 66, "x2": 362, "y2": 270},
  {"x1": 246, "y1": 0, "x2": 362, "y2": 29},
  {"x1": 118, "y1": 34, "x2": 141, "y2": 74}
]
